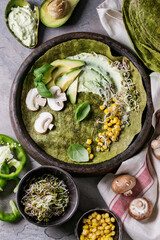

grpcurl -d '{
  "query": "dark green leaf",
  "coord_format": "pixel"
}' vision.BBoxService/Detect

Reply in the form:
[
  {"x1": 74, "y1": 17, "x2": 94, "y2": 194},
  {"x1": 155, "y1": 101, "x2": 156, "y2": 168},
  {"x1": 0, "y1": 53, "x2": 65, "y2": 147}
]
[
  {"x1": 75, "y1": 101, "x2": 90, "y2": 122},
  {"x1": 37, "y1": 82, "x2": 53, "y2": 98},
  {"x1": 33, "y1": 64, "x2": 53, "y2": 77},
  {"x1": 67, "y1": 144, "x2": 89, "y2": 162}
]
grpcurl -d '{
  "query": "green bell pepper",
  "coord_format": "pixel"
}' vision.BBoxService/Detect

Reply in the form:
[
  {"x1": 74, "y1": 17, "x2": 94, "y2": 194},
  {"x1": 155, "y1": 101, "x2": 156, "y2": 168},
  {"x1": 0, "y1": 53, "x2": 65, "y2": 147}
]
[
  {"x1": 0, "y1": 134, "x2": 26, "y2": 179},
  {"x1": 0, "y1": 200, "x2": 21, "y2": 222},
  {"x1": 0, "y1": 161, "x2": 10, "y2": 191}
]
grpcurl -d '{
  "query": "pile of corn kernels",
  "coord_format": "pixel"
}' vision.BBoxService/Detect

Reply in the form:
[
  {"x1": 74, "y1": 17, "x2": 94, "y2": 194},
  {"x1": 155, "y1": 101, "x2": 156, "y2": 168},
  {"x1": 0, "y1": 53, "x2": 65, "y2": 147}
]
[{"x1": 80, "y1": 211, "x2": 116, "y2": 240}]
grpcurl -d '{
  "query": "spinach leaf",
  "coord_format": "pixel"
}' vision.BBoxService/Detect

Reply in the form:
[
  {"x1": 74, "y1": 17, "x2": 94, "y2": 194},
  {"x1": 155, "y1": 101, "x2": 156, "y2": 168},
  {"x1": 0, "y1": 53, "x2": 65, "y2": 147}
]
[
  {"x1": 67, "y1": 144, "x2": 89, "y2": 162},
  {"x1": 75, "y1": 101, "x2": 90, "y2": 122},
  {"x1": 33, "y1": 64, "x2": 53, "y2": 77},
  {"x1": 37, "y1": 82, "x2": 53, "y2": 98}
]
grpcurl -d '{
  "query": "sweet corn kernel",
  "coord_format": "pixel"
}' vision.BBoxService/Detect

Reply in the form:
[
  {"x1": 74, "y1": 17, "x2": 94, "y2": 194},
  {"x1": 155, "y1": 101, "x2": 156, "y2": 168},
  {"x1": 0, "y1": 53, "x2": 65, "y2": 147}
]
[
  {"x1": 104, "y1": 125, "x2": 108, "y2": 130},
  {"x1": 110, "y1": 217, "x2": 115, "y2": 222},
  {"x1": 96, "y1": 146, "x2": 101, "y2": 152},
  {"x1": 104, "y1": 109, "x2": 109, "y2": 114},
  {"x1": 86, "y1": 139, "x2": 92, "y2": 145},
  {"x1": 100, "y1": 105, "x2": 106, "y2": 110},
  {"x1": 89, "y1": 154, "x2": 94, "y2": 159},
  {"x1": 99, "y1": 133, "x2": 103, "y2": 137},
  {"x1": 103, "y1": 145, "x2": 107, "y2": 150},
  {"x1": 111, "y1": 225, "x2": 115, "y2": 230},
  {"x1": 87, "y1": 147, "x2": 92, "y2": 154},
  {"x1": 111, "y1": 231, "x2": 115, "y2": 236},
  {"x1": 100, "y1": 147, "x2": 104, "y2": 152},
  {"x1": 104, "y1": 213, "x2": 109, "y2": 218},
  {"x1": 98, "y1": 142, "x2": 103, "y2": 146},
  {"x1": 107, "y1": 140, "x2": 111, "y2": 145},
  {"x1": 108, "y1": 122, "x2": 112, "y2": 127},
  {"x1": 100, "y1": 137, "x2": 105, "y2": 143},
  {"x1": 96, "y1": 137, "x2": 100, "y2": 142}
]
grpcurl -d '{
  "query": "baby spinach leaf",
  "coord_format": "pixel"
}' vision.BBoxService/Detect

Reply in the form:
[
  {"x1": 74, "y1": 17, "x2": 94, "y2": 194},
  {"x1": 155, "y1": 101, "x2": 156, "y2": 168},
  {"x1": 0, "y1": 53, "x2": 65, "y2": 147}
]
[
  {"x1": 37, "y1": 82, "x2": 53, "y2": 98},
  {"x1": 33, "y1": 64, "x2": 53, "y2": 77},
  {"x1": 75, "y1": 101, "x2": 90, "y2": 122},
  {"x1": 67, "y1": 144, "x2": 89, "y2": 162}
]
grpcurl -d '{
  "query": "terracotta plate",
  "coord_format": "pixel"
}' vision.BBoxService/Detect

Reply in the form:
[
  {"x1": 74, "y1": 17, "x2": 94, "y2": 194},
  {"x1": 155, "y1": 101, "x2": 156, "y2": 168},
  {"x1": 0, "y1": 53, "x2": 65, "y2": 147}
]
[{"x1": 10, "y1": 32, "x2": 153, "y2": 176}]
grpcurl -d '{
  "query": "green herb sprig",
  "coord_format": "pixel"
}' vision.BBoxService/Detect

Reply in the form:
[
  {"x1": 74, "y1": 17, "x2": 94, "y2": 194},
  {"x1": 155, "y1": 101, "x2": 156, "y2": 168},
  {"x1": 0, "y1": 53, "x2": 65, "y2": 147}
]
[{"x1": 33, "y1": 64, "x2": 53, "y2": 98}]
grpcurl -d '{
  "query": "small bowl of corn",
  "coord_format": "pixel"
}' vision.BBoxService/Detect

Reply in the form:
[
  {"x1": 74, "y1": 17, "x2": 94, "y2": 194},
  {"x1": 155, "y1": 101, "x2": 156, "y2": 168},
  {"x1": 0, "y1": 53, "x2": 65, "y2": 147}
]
[{"x1": 75, "y1": 208, "x2": 122, "y2": 240}]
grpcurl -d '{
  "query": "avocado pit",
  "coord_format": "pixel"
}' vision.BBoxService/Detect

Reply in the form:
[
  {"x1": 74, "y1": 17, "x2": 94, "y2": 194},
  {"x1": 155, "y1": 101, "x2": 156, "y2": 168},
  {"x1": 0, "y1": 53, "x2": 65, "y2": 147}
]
[{"x1": 47, "y1": 0, "x2": 69, "y2": 19}]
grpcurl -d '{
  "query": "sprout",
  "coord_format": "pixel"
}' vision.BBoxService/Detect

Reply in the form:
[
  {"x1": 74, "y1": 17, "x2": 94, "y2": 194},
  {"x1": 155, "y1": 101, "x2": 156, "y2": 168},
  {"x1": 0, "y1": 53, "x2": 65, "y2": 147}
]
[{"x1": 21, "y1": 174, "x2": 69, "y2": 222}]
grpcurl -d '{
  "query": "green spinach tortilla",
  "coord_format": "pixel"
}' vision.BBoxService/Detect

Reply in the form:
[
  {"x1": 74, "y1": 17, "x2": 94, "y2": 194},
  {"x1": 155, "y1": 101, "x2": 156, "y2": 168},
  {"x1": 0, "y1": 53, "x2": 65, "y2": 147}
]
[{"x1": 21, "y1": 39, "x2": 146, "y2": 164}]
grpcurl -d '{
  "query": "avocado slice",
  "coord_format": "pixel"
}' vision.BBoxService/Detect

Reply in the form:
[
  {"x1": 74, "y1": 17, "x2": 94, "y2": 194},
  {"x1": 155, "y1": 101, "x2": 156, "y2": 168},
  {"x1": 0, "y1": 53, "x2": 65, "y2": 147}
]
[
  {"x1": 47, "y1": 66, "x2": 70, "y2": 88},
  {"x1": 56, "y1": 68, "x2": 81, "y2": 92},
  {"x1": 67, "y1": 77, "x2": 79, "y2": 104},
  {"x1": 40, "y1": 0, "x2": 80, "y2": 28},
  {"x1": 51, "y1": 58, "x2": 85, "y2": 69},
  {"x1": 5, "y1": 0, "x2": 39, "y2": 48}
]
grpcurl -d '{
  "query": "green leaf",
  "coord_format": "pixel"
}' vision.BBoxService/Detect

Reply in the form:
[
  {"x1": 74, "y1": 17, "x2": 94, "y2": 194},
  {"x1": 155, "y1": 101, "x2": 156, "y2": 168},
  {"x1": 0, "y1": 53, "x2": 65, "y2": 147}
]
[
  {"x1": 67, "y1": 144, "x2": 89, "y2": 162},
  {"x1": 75, "y1": 101, "x2": 90, "y2": 122},
  {"x1": 33, "y1": 64, "x2": 53, "y2": 77},
  {"x1": 34, "y1": 74, "x2": 43, "y2": 87},
  {"x1": 37, "y1": 82, "x2": 53, "y2": 98}
]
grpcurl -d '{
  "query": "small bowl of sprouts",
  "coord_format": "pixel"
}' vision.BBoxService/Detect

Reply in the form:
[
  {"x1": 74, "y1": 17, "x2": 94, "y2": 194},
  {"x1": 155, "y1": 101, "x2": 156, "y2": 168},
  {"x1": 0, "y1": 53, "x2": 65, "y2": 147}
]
[
  {"x1": 16, "y1": 166, "x2": 79, "y2": 227},
  {"x1": 75, "y1": 208, "x2": 122, "y2": 240}
]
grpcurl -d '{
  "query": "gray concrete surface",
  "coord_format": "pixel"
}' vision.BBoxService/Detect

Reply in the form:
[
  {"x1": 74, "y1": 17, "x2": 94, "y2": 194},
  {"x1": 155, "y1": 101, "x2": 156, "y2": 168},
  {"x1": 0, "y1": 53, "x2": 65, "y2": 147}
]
[{"x1": 0, "y1": 0, "x2": 131, "y2": 239}]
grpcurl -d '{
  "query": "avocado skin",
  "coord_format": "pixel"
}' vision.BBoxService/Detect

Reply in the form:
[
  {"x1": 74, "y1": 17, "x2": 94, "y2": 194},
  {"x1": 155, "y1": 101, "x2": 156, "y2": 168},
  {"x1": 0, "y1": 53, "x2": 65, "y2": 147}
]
[
  {"x1": 40, "y1": 0, "x2": 80, "y2": 28},
  {"x1": 5, "y1": 0, "x2": 39, "y2": 48}
]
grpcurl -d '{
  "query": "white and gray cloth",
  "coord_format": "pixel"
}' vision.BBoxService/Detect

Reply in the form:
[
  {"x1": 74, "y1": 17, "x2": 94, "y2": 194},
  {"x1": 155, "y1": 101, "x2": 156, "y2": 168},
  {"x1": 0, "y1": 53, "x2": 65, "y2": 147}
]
[{"x1": 97, "y1": 1, "x2": 160, "y2": 240}]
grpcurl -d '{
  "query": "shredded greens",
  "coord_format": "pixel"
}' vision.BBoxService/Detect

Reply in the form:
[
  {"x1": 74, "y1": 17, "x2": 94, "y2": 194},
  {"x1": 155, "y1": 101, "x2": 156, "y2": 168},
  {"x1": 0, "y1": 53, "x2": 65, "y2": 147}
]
[{"x1": 21, "y1": 174, "x2": 69, "y2": 222}]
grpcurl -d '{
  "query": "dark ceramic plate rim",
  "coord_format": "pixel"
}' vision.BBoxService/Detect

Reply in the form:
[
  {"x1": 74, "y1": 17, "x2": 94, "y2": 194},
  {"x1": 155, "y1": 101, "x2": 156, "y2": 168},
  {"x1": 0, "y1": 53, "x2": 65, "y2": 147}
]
[
  {"x1": 16, "y1": 166, "x2": 79, "y2": 227},
  {"x1": 9, "y1": 32, "x2": 153, "y2": 176},
  {"x1": 75, "y1": 208, "x2": 122, "y2": 240}
]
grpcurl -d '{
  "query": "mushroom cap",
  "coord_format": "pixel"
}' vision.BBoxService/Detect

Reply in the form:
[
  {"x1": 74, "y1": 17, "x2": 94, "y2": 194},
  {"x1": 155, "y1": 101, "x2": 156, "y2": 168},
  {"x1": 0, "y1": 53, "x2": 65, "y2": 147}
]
[
  {"x1": 26, "y1": 88, "x2": 46, "y2": 111},
  {"x1": 26, "y1": 88, "x2": 39, "y2": 111},
  {"x1": 129, "y1": 197, "x2": 153, "y2": 220},
  {"x1": 47, "y1": 0, "x2": 69, "y2": 19},
  {"x1": 34, "y1": 112, "x2": 53, "y2": 134},
  {"x1": 111, "y1": 175, "x2": 136, "y2": 194},
  {"x1": 47, "y1": 86, "x2": 67, "y2": 111}
]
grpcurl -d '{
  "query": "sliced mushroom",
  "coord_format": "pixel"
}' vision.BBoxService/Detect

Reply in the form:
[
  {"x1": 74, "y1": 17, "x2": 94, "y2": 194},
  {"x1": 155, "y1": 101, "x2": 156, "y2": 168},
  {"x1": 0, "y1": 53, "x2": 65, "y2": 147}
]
[
  {"x1": 34, "y1": 112, "x2": 54, "y2": 134},
  {"x1": 111, "y1": 175, "x2": 136, "y2": 196},
  {"x1": 26, "y1": 88, "x2": 46, "y2": 111},
  {"x1": 151, "y1": 136, "x2": 160, "y2": 159},
  {"x1": 47, "y1": 0, "x2": 69, "y2": 19},
  {"x1": 129, "y1": 198, "x2": 153, "y2": 220},
  {"x1": 47, "y1": 86, "x2": 67, "y2": 111}
]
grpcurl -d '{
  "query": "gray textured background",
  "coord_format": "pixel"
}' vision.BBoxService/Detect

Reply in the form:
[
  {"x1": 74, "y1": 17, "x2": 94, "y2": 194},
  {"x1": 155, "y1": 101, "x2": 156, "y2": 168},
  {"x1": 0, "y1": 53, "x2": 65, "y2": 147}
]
[{"x1": 0, "y1": 0, "x2": 131, "y2": 239}]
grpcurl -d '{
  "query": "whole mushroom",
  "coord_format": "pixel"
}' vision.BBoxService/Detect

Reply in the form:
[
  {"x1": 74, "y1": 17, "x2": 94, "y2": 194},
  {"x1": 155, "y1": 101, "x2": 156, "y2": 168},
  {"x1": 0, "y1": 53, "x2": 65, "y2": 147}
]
[
  {"x1": 129, "y1": 197, "x2": 153, "y2": 220},
  {"x1": 47, "y1": 86, "x2": 67, "y2": 111},
  {"x1": 34, "y1": 112, "x2": 54, "y2": 134},
  {"x1": 151, "y1": 135, "x2": 160, "y2": 159},
  {"x1": 111, "y1": 175, "x2": 136, "y2": 196},
  {"x1": 26, "y1": 88, "x2": 46, "y2": 111}
]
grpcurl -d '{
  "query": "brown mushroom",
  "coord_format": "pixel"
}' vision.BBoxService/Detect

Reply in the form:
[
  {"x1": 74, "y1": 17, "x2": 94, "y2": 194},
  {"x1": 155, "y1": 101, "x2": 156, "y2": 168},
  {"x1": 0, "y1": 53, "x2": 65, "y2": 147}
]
[
  {"x1": 129, "y1": 197, "x2": 153, "y2": 220},
  {"x1": 151, "y1": 136, "x2": 160, "y2": 159},
  {"x1": 111, "y1": 175, "x2": 136, "y2": 196},
  {"x1": 47, "y1": 0, "x2": 69, "y2": 19}
]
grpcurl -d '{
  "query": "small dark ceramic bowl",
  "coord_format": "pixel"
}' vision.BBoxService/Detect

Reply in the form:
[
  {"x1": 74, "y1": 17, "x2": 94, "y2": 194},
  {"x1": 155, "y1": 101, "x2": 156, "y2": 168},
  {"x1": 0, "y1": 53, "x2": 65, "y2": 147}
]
[
  {"x1": 75, "y1": 208, "x2": 122, "y2": 240},
  {"x1": 16, "y1": 166, "x2": 79, "y2": 227}
]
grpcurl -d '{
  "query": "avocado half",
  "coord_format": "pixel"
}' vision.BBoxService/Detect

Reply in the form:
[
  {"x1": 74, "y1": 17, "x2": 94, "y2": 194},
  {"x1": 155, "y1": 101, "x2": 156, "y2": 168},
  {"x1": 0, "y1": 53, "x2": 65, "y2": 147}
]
[
  {"x1": 5, "y1": 0, "x2": 39, "y2": 48},
  {"x1": 40, "y1": 0, "x2": 80, "y2": 28}
]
